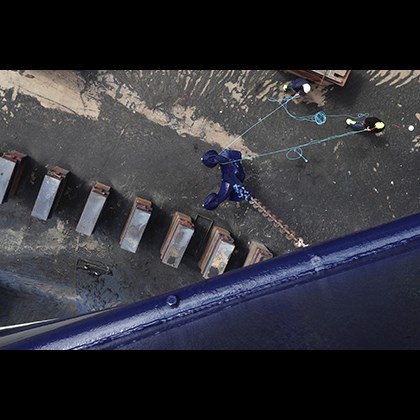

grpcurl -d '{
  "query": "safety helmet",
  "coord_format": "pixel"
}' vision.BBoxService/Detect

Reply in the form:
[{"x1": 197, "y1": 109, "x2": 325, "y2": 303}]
[
  {"x1": 303, "y1": 83, "x2": 311, "y2": 94},
  {"x1": 282, "y1": 83, "x2": 289, "y2": 92},
  {"x1": 374, "y1": 121, "x2": 385, "y2": 130}
]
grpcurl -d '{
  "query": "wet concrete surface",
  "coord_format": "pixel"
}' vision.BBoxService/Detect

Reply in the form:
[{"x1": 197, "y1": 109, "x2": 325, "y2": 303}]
[{"x1": 0, "y1": 70, "x2": 419, "y2": 326}]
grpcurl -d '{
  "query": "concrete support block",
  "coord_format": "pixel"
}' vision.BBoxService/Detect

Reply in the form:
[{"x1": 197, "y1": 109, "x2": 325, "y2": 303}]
[
  {"x1": 120, "y1": 197, "x2": 152, "y2": 253},
  {"x1": 198, "y1": 226, "x2": 235, "y2": 279},
  {"x1": 160, "y1": 212, "x2": 194, "y2": 268},
  {"x1": 76, "y1": 182, "x2": 111, "y2": 236}
]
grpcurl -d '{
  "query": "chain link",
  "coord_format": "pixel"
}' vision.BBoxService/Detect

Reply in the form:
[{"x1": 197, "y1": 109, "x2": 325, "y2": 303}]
[{"x1": 249, "y1": 197, "x2": 308, "y2": 248}]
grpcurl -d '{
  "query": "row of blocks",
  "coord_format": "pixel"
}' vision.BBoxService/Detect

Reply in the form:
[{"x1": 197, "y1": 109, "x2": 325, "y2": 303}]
[
  {"x1": 0, "y1": 151, "x2": 274, "y2": 279},
  {"x1": 160, "y1": 212, "x2": 274, "y2": 278},
  {"x1": 0, "y1": 151, "x2": 150, "y2": 243},
  {"x1": 0, "y1": 153, "x2": 113, "y2": 236}
]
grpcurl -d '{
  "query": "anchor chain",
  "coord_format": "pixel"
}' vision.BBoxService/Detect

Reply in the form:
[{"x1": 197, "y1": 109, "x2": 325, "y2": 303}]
[{"x1": 249, "y1": 197, "x2": 308, "y2": 248}]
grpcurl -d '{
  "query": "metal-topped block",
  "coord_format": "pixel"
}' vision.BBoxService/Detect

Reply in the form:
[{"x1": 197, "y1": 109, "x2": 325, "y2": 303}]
[
  {"x1": 160, "y1": 212, "x2": 194, "y2": 268},
  {"x1": 198, "y1": 226, "x2": 235, "y2": 279},
  {"x1": 285, "y1": 70, "x2": 351, "y2": 87},
  {"x1": 243, "y1": 240, "x2": 273, "y2": 267},
  {"x1": 76, "y1": 182, "x2": 111, "y2": 236},
  {"x1": 0, "y1": 151, "x2": 28, "y2": 204},
  {"x1": 31, "y1": 166, "x2": 70, "y2": 221},
  {"x1": 312, "y1": 70, "x2": 350, "y2": 84},
  {"x1": 120, "y1": 197, "x2": 153, "y2": 253}
]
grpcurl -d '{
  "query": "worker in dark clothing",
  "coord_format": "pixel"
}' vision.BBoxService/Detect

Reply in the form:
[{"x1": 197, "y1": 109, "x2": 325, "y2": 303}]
[
  {"x1": 346, "y1": 116, "x2": 385, "y2": 133},
  {"x1": 282, "y1": 77, "x2": 311, "y2": 96}
]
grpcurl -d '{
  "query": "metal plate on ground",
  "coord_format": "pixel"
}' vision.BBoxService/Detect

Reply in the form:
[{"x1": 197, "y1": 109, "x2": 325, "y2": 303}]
[{"x1": 76, "y1": 258, "x2": 113, "y2": 277}]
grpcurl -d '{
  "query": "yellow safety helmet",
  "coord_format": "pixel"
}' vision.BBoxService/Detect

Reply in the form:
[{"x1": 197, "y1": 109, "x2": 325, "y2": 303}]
[{"x1": 374, "y1": 121, "x2": 385, "y2": 130}]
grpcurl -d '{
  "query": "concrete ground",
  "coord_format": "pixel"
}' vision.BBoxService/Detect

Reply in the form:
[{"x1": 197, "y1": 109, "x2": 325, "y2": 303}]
[{"x1": 0, "y1": 70, "x2": 419, "y2": 326}]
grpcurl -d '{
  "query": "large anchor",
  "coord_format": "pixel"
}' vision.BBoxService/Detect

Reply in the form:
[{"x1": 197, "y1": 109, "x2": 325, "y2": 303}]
[{"x1": 201, "y1": 149, "x2": 308, "y2": 248}]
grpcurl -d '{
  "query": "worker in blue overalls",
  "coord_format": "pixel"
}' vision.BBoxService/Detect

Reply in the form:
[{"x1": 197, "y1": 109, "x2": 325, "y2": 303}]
[{"x1": 282, "y1": 77, "x2": 311, "y2": 96}]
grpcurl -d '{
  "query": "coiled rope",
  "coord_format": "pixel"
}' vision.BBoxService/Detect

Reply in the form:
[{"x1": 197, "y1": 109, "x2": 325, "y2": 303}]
[{"x1": 268, "y1": 97, "x2": 368, "y2": 126}]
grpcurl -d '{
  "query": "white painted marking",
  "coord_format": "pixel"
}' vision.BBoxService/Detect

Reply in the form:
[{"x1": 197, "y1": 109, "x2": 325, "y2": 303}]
[
  {"x1": 0, "y1": 70, "x2": 101, "y2": 119},
  {"x1": 367, "y1": 70, "x2": 420, "y2": 88}
]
